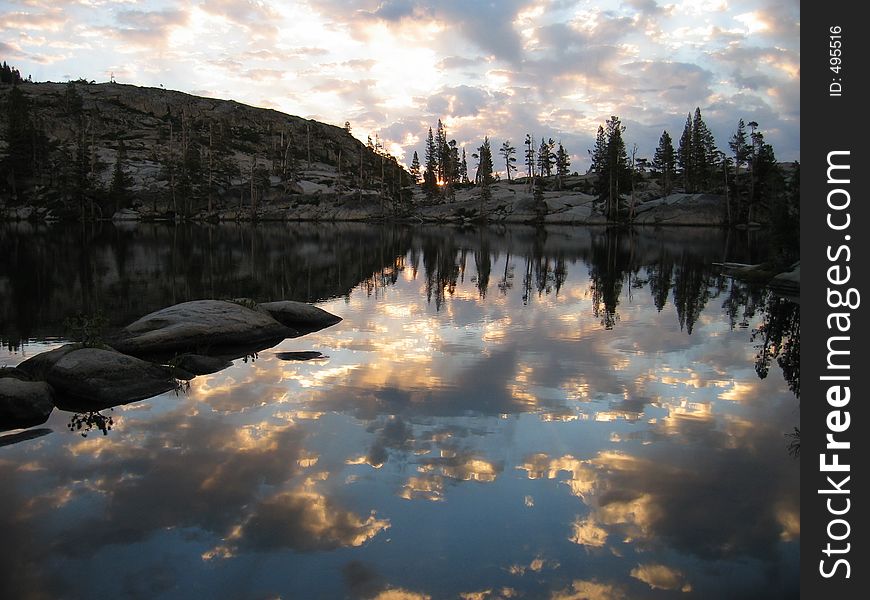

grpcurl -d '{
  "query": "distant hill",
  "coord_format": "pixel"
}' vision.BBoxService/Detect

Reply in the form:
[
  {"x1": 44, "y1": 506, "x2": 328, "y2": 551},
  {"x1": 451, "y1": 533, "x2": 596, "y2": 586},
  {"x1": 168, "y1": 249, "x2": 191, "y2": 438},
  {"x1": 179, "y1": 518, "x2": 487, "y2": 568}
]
[{"x1": 0, "y1": 81, "x2": 409, "y2": 219}]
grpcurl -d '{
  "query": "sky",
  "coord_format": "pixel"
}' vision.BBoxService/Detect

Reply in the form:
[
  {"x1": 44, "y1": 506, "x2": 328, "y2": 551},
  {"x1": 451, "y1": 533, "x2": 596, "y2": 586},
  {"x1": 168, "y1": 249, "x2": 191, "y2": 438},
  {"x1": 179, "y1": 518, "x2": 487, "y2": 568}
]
[{"x1": 1, "y1": 0, "x2": 800, "y2": 172}]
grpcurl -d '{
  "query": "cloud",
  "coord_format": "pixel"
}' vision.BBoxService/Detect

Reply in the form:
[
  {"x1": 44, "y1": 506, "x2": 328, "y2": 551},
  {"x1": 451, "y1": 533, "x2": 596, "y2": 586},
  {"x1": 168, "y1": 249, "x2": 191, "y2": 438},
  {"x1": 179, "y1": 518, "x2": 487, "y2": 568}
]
[
  {"x1": 112, "y1": 8, "x2": 190, "y2": 49},
  {"x1": 204, "y1": 490, "x2": 390, "y2": 556},
  {"x1": 621, "y1": 61, "x2": 715, "y2": 107},
  {"x1": 630, "y1": 563, "x2": 692, "y2": 592},
  {"x1": 0, "y1": 9, "x2": 67, "y2": 32},
  {"x1": 551, "y1": 579, "x2": 626, "y2": 600}
]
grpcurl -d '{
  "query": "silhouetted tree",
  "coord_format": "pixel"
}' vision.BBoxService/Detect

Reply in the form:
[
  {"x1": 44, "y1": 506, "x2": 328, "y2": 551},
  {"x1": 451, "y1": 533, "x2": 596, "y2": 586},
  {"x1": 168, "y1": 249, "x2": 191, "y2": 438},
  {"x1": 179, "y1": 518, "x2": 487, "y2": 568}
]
[
  {"x1": 524, "y1": 133, "x2": 535, "y2": 190},
  {"x1": 500, "y1": 140, "x2": 517, "y2": 182},
  {"x1": 423, "y1": 127, "x2": 438, "y2": 198},
  {"x1": 108, "y1": 139, "x2": 131, "y2": 213},
  {"x1": 555, "y1": 143, "x2": 570, "y2": 190},
  {"x1": 537, "y1": 137, "x2": 555, "y2": 178},
  {"x1": 409, "y1": 151, "x2": 421, "y2": 184},
  {"x1": 652, "y1": 130, "x2": 676, "y2": 196},
  {"x1": 0, "y1": 61, "x2": 24, "y2": 84},
  {"x1": 677, "y1": 113, "x2": 693, "y2": 191},
  {"x1": 3, "y1": 83, "x2": 34, "y2": 201},
  {"x1": 475, "y1": 136, "x2": 494, "y2": 218}
]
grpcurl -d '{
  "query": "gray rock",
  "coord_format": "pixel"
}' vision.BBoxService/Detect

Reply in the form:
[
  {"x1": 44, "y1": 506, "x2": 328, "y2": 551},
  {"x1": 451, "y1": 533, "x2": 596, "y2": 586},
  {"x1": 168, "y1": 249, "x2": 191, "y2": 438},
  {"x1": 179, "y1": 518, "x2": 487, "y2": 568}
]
[
  {"x1": 111, "y1": 299, "x2": 294, "y2": 356},
  {"x1": 0, "y1": 367, "x2": 32, "y2": 381},
  {"x1": 633, "y1": 193, "x2": 727, "y2": 225},
  {"x1": 0, "y1": 428, "x2": 53, "y2": 447},
  {"x1": 16, "y1": 344, "x2": 83, "y2": 381},
  {"x1": 258, "y1": 301, "x2": 342, "y2": 334},
  {"x1": 47, "y1": 347, "x2": 177, "y2": 409},
  {"x1": 0, "y1": 378, "x2": 55, "y2": 431},
  {"x1": 285, "y1": 181, "x2": 305, "y2": 194},
  {"x1": 172, "y1": 353, "x2": 233, "y2": 376},
  {"x1": 112, "y1": 208, "x2": 141, "y2": 221},
  {"x1": 297, "y1": 180, "x2": 328, "y2": 194}
]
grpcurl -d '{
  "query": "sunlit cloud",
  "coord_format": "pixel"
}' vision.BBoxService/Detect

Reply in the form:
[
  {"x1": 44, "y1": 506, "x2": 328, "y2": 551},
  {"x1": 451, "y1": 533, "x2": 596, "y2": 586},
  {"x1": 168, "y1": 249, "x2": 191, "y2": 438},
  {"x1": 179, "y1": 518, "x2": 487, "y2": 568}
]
[
  {"x1": 551, "y1": 579, "x2": 626, "y2": 600},
  {"x1": 203, "y1": 489, "x2": 390, "y2": 558},
  {"x1": 630, "y1": 563, "x2": 692, "y2": 592}
]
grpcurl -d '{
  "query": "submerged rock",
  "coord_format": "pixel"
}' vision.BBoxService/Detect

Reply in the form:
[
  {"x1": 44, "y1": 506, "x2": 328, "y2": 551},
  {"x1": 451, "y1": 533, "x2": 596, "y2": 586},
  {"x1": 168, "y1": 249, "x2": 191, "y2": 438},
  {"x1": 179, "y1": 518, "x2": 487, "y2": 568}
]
[
  {"x1": 172, "y1": 353, "x2": 233, "y2": 376},
  {"x1": 110, "y1": 299, "x2": 294, "y2": 357},
  {"x1": 0, "y1": 427, "x2": 53, "y2": 447},
  {"x1": 275, "y1": 351, "x2": 327, "y2": 361},
  {"x1": 258, "y1": 301, "x2": 342, "y2": 334},
  {"x1": 0, "y1": 377, "x2": 55, "y2": 431},
  {"x1": 47, "y1": 347, "x2": 178, "y2": 410}
]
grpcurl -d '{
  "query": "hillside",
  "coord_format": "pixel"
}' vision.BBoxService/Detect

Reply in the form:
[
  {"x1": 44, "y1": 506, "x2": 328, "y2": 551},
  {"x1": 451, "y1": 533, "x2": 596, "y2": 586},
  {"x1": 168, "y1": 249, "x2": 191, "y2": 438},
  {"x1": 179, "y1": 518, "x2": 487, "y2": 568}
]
[{"x1": 0, "y1": 81, "x2": 409, "y2": 220}]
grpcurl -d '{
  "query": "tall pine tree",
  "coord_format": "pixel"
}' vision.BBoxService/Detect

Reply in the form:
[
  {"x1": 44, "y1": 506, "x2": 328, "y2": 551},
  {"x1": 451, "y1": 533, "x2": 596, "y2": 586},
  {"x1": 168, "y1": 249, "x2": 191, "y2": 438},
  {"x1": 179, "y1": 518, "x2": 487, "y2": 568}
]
[
  {"x1": 409, "y1": 151, "x2": 421, "y2": 184},
  {"x1": 555, "y1": 143, "x2": 570, "y2": 190},
  {"x1": 652, "y1": 130, "x2": 676, "y2": 196}
]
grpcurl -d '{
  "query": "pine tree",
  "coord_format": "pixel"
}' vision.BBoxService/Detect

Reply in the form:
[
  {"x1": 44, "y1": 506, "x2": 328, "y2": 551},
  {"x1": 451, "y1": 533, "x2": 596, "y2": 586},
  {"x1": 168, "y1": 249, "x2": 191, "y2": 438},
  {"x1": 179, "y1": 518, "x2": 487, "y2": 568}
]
[
  {"x1": 729, "y1": 118, "x2": 750, "y2": 203},
  {"x1": 677, "y1": 113, "x2": 693, "y2": 192},
  {"x1": 537, "y1": 138, "x2": 555, "y2": 178},
  {"x1": 435, "y1": 119, "x2": 447, "y2": 182},
  {"x1": 423, "y1": 127, "x2": 438, "y2": 198},
  {"x1": 109, "y1": 138, "x2": 131, "y2": 213},
  {"x1": 524, "y1": 133, "x2": 535, "y2": 190},
  {"x1": 600, "y1": 116, "x2": 629, "y2": 220},
  {"x1": 555, "y1": 143, "x2": 570, "y2": 190},
  {"x1": 459, "y1": 147, "x2": 468, "y2": 184},
  {"x1": 589, "y1": 126, "x2": 607, "y2": 175},
  {"x1": 0, "y1": 61, "x2": 24, "y2": 84},
  {"x1": 449, "y1": 140, "x2": 460, "y2": 184},
  {"x1": 690, "y1": 107, "x2": 716, "y2": 191},
  {"x1": 533, "y1": 173, "x2": 546, "y2": 220},
  {"x1": 410, "y1": 151, "x2": 421, "y2": 184},
  {"x1": 499, "y1": 140, "x2": 517, "y2": 182},
  {"x1": 476, "y1": 137, "x2": 494, "y2": 217},
  {"x1": 3, "y1": 83, "x2": 34, "y2": 201},
  {"x1": 652, "y1": 130, "x2": 676, "y2": 196}
]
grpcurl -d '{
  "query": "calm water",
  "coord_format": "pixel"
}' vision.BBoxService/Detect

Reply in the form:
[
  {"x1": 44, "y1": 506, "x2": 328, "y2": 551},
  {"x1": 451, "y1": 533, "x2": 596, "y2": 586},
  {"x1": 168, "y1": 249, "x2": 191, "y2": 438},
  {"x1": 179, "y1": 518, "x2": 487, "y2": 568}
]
[{"x1": 0, "y1": 223, "x2": 799, "y2": 599}]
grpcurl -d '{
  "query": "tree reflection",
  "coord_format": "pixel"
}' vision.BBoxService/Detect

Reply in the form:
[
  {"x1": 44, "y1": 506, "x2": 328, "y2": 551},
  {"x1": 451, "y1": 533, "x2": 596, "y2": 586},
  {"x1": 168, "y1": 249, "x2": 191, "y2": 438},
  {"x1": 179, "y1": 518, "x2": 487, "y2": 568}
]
[
  {"x1": 68, "y1": 410, "x2": 114, "y2": 437},
  {"x1": 588, "y1": 229, "x2": 631, "y2": 329},
  {"x1": 752, "y1": 293, "x2": 800, "y2": 398},
  {"x1": 672, "y1": 253, "x2": 713, "y2": 335},
  {"x1": 422, "y1": 236, "x2": 460, "y2": 310}
]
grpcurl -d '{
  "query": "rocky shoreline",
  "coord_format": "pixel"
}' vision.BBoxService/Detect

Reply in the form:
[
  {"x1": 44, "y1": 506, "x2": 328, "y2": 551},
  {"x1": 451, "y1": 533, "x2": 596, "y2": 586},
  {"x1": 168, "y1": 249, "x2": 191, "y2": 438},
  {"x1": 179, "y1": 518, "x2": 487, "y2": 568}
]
[
  {"x1": 0, "y1": 299, "x2": 342, "y2": 432},
  {"x1": 2, "y1": 188, "x2": 737, "y2": 227}
]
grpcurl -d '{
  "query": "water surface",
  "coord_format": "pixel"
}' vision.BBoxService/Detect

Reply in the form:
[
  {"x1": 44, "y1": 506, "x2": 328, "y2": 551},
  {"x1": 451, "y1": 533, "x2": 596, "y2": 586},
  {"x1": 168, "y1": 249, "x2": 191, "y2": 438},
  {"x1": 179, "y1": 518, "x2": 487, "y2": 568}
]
[{"x1": 0, "y1": 223, "x2": 799, "y2": 599}]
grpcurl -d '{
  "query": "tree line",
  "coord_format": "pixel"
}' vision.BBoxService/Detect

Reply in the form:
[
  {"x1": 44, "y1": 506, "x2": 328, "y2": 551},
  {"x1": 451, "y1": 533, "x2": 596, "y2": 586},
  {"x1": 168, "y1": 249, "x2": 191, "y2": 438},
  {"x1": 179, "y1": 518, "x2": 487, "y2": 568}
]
[
  {"x1": 588, "y1": 107, "x2": 796, "y2": 228},
  {"x1": 402, "y1": 106, "x2": 796, "y2": 231}
]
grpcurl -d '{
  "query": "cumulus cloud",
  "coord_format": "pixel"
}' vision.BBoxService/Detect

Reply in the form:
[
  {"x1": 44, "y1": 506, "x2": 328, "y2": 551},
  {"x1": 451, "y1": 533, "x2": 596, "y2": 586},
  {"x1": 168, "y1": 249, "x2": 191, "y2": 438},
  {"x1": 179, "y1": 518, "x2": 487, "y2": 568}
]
[
  {"x1": 204, "y1": 490, "x2": 390, "y2": 557},
  {"x1": 630, "y1": 563, "x2": 692, "y2": 592}
]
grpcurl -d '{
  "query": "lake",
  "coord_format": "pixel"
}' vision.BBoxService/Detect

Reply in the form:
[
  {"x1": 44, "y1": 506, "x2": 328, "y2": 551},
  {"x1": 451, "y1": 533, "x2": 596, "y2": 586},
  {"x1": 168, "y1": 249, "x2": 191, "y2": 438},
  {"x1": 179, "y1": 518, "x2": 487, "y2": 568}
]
[{"x1": 0, "y1": 222, "x2": 799, "y2": 599}]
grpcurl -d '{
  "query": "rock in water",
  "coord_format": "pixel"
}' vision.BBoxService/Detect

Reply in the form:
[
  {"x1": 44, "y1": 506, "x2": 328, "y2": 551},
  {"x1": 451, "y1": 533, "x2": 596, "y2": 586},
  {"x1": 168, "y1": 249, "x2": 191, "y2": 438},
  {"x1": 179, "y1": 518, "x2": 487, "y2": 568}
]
[
  {"x1": 47, "y1": 347, "x2": 178, "y2": 410},
  {"x1": 0, "y1": 378, "x2": 55, "y2": 431},
  {"x1": 275, "y1": 351, "x2": 326, "y2": 361},
  {"x1": 258, "y1": 301, "x2": 342, "y2": 335},
  {"x1": 16, "y1": 344, "x2": 82, "y2": 381},
  {"x1": 111, "y1": 300, "x2": 294, "y2": 357},
  {"x1": 172, "y1": 353, "x2": 233, "y2": 376}
]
